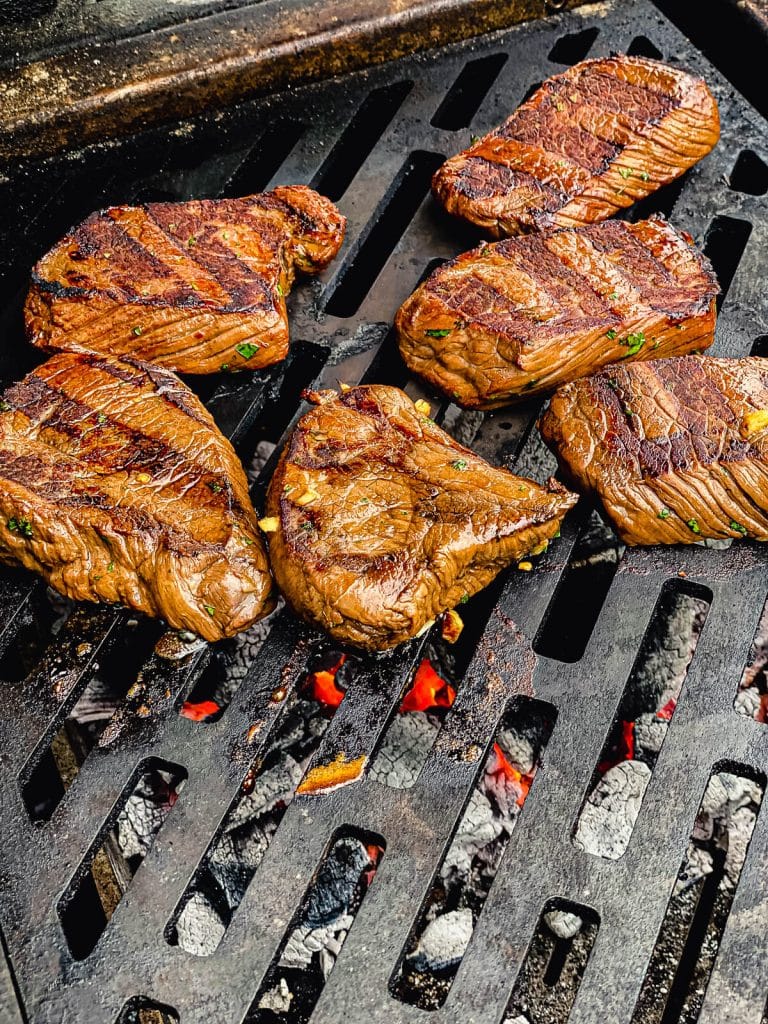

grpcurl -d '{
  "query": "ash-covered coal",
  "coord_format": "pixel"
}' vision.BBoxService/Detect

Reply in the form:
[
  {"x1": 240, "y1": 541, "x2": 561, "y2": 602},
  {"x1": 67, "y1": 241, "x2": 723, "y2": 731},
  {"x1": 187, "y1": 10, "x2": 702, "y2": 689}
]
[
  {"x1": 248, "y1": 835, "x2": 382, "y2": 1024},
  {"x1": 169, "y1": 653, "x2": 349, "y2": 957},
  {"x1": 392, "y1": 704, "x2": 552, "y2": 1012},
  {"x1": 575, "y1": 587, "x2": 708, "y2": 861},
  {"x1": 735, "y1": 598, "x2": 768, "y2": 722},
  {"x1": 632, "y1": 771, "x2": 763, "y2": 1024}
]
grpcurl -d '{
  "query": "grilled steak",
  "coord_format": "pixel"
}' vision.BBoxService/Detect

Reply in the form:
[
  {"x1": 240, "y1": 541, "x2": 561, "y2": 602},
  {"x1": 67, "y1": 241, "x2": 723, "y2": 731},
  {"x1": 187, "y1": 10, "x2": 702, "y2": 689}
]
[
  {"x1": 264, "y1": 385, "x2": 577, "y2": 649},
  {"x1": 539, "y1": 355, "x2": 768, "y2": 546},
  {"x1": 396, "y1": 216, "x2": 718, "y2": 408},
  {"x1": 24, "y1": 185, "x2": 345, "y2": 375},
  {"x1": 432, "y1": 55, "x2": 719, "y2": 237},
  {"x1": 0, "y1": 352, "x2": 274, "y2": 639}
]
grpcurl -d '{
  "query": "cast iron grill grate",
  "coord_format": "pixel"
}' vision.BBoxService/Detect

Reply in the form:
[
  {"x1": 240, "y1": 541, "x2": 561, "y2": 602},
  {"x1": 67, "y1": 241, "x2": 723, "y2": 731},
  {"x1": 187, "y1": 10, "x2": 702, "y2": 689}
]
[{"x1": 0, "y1": 1, "x2": 767, "y2": 1021}]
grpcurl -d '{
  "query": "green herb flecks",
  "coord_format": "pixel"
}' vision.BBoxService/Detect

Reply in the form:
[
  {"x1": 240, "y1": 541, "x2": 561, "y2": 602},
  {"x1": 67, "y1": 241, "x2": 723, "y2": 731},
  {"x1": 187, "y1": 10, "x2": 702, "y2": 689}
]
[
  {"x1": 220, "y1": 363, "x2": 230, "y2": 372},
  {"x1": 687, "y1": 518, "x2": 701, "y2": 534},
  {"x1": 0, "y1": 401, "x2": 11, "y2": 412},
  {"x1": 658, "y1": 508, "x2": 671, "y2": 520},
  {"x1": 132, "y1": 326, "x2": 143, "y2": 337},
  {"x1": 622, "y1": 331, "x2": 646, "y2": 357},
  {"x1": 618, "y1": 167, "x2": 633, "y2": 179},
  {"x1": 425, "y1": 328, "x2": 452, "y2": 338},
  {"x1": 276, "y1": 283, "x2": 284, "y2": 296},
  {"x1": 97, "y1": 412, "x2": 107, "y2": 425},
  {"x1": 470, "y1": 134, "x2": 481, "y2": 145},
  {"x1": 730, "y1": 520, "x2": 748, "y2": 535},
  {"x1": 235, "y1": 342, "x2": 260, "y2": 360},
  {"x1": 204, "y1": 604, "x2": 216, "y2": 617},
  {"x1": 451, "y1": 459, "x2": 468, "y2": 471},
  {"x1": 459, "y1": 593, "x2": 469, "y2": 605},
  {"x1": 207, "y1": 481, "x2": 223, "y2": 494},
  {"x1": 606, "y1": 329, "x2": 618, "y2": 340},
  {"x1": 639, "y1": 170, "x2": 650, "y2": 181},
  {"x1": 107, "y1": 561, "x2": 115, "y2": 573},
  {"x1": 7, "y1": 517, "x2": 32, "y2": 537},
  {"x1": 608, "y1": 291, "x2": 619, "y2": 300}
]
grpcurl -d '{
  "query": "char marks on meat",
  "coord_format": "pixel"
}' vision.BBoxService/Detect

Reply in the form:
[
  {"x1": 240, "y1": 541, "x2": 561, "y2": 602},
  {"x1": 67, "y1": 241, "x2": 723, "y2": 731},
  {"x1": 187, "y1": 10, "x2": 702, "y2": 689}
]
[
  {"x1": 25, "y1": 185, "x2": 345, "y2": 375},
  {"x1": 539, "y1": 355, "x2": 768, "y2": 546},
  {"x1": 432, "y1": 55, "x2": 719, "y2": 237},
  {"x1": 0, "y1": 352, "x2": 274, "y2": 639},
  {"x1": 396, "y1": 216, "x2": 718, "y2": 408},
  {"x1": 265, "y1": 385, "x2": 577, "y2": 650}
]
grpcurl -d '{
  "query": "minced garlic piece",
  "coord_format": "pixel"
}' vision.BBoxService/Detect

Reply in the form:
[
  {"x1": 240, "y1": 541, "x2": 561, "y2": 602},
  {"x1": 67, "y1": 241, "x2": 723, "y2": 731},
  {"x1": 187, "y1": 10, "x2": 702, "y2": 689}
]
[
  {"x1": 137, "y1": 472, "x2": 152, "y2": 483},
  {"x1": 414, "y1": 399, "x2": 431, "y2": 417},
  {"x1": 441, "y1": 609, "x2": 464, "y2": 644},
  {"x1": 258, "y1": 517, "x2": 279, "y2": 533},
  {"x1": 295, "y1": 488, "x2": 320, "y2": 506},
  {"x1": 517, "y1": 561, "x2": 533, "y2": 572}
]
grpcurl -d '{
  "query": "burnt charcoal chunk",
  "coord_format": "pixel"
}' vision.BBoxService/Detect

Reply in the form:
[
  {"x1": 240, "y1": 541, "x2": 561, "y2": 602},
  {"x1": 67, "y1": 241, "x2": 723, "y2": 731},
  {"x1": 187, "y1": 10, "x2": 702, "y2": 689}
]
[
  {"x1": 396, "y1": 216, "x2": 718, "y2": 408},
  {"x1": 432, "y1": 55, "x2": 719, "y2": 237},
  {"x1": 0, "y1": 352, "x2": 273, "y2": 638},
  {"x1": 265, "y1": 385, "x2": 576, "y2": 650},
  {"x1": 24, "y1": 186, "x2": 345, "y2": 375},
  {"x1": 539, "y1": 355, "x2": 768, "y2": 545}
]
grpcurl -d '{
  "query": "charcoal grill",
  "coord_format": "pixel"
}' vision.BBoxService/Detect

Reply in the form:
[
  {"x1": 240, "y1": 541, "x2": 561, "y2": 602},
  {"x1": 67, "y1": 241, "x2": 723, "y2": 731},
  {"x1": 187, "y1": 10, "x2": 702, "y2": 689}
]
[{"x1": 1, "y1": 1, "x2": 768, "y2": 1021}]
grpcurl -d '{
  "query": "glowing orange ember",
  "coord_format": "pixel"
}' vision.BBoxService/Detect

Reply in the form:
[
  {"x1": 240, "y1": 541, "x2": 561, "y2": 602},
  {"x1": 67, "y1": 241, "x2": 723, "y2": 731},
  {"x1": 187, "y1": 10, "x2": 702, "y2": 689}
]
[
  {"x1": 400, "y1": 659, "x2": 456, "y2": 713},
  {"x1": 308, "y1": 654, "x2": 347, "y2": 707},
  {"x1": 656, "y1": 697, "x2": 677, "y2": 721},
  {"x1": 490, "y1": 742, "x2": 534, "y2": 806},
  {"x1": 180, "y1": 699, "x2": 220, "y2": 721}
]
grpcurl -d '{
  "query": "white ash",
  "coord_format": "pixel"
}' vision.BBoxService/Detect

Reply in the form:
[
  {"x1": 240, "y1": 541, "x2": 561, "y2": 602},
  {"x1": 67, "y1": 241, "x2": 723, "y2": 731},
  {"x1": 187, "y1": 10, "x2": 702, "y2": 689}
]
[
  {"x1": 633, "y1": 712, "x2": 668, "y2": 759},
  {"x1": 694, "y1": 773, "x2": 761, "y2": 844},
  {"x1": 116, "y1": 768, "x2": 183, "y2": 861},
  {"x1": 282, "y1": 914, "x2": 353, "y2": 971},
  {"x1": 175, "y1": 891, "x2": 226, "y2": 957},
  {"x1": 441, "y1": 789, "x2": 504, "y2": 876},
  {"x1": 574, "y1": 760, "x2": 652, "y2": 861},
  {"x1": 505, "y1": 1015, "x2": 531, "y2": 1024},
  {"x1": 495, "y1": 724, "x2": 536, "y2": 775},
  {"x1": 674, "y1": 844, "x2": 714, "y2": 893},
  {"x1": 734, "y1": 685, "x2": 762, "y2": 721},
  {"x1": 408, "y1": 909, "x2": 474, "y2": 972},
  {"x1": 368, "y1": 712, "x2": 438, "y2": 789},
  {"x1": 257, "y1": 977, "x2": 293, "y2": 1014},
  {"x1": 544, "y1": 910, "x2": 583, "y2": 941}
]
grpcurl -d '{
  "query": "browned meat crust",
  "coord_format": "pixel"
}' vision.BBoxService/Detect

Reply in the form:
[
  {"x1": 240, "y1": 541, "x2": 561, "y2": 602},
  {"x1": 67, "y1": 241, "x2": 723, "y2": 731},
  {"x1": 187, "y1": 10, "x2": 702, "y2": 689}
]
[
  {"x1": 539, "y1": 355, "x2": 768, "y2": 546},
  {"x1": 264, "y1": 385, "x2": 577, "y2": 650},
  {"x1": 432, "y1": 55, "x2": 720, "y2": 237},
  {"x1": 396, "y1": 216, "x2": 718, "y2": 408},
  {"x1": 0, "y1": 352, "x2": 274, "y2": 638},
  {"x1": 24, "y1": 185, "x2": 345, "y2": 375}
]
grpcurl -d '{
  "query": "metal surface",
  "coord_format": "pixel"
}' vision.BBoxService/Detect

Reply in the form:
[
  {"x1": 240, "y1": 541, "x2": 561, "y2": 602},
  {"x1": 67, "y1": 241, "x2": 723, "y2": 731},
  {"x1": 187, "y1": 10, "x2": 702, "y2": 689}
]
[
  {"x1": 0, "y1": 1, "x2": 767, "y2": 1021},
  {"x1": 0, "y1": 0, "x2": 588, "y2": 164}
]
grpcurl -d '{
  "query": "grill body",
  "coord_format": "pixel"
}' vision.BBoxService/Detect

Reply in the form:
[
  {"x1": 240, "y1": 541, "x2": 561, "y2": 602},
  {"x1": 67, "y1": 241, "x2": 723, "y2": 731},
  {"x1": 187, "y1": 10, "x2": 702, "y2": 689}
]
[{"x1": 0, "y1": 2, "x2": 767, "y2": 1022}]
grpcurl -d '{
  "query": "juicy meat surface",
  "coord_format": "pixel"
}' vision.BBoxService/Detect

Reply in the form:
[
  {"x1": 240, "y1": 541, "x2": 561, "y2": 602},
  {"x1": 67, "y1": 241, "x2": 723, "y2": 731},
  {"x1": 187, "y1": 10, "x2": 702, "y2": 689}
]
[
  {"x1": 396, "y1": 216, "x2": 718, "y2": 408},
  {"x1": 432, "y1": 55, "x2": 719, "y2": 237},
  {"x1": 265, "y1": 385, "x2": 577, "y2": 650},
  {"x1": 25, "y1": 185, "x2": 345, "y2": 375},
  {"x1": 539, "y1": 355, "x2": 768, "y2": 546},
  {"x1": 0, "y1": 352, "x2": 274, "y2": 639}
]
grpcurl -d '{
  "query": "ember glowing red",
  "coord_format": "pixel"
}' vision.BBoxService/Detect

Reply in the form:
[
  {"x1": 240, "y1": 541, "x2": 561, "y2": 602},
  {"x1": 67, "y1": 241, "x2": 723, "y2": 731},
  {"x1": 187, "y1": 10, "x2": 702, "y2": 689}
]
[
  {"x1": 598, "y1": 719, "x2": 635, "y2": 774},
  {"x1": 656, "y1": 697, "x2": 677, "y2": 721},
  {"x1": 490, "y1": 742, "x2": 534, "y2": 806},
  {"x1": 181, "y1": 699, "x2": 221, "y2": 721},
  {"x1": 400, "y1": 659, "x2": 456, "y2": 713},
  {"x1": 308, "y1": 654, "x2": 347, "y2": 707}
]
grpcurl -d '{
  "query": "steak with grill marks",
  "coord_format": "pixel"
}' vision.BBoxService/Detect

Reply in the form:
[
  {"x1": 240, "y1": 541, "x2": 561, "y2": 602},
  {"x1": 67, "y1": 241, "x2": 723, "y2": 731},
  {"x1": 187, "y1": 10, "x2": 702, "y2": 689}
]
[
  {"x1": 24, "y1": 185, "x2": 345, "y2": 375},
  {"x1": 432, "y1": 55, "x2": 719, "y2": 237},
  {"x1": 396, "y1": 216, "x2": 718, "y2": 408},
  {"x1": 0, "y1": 352, "x2": 274, "y2": 639},
  {"x1": 539, "y1": 355, "x2": 768, "y2": 546},
  {"x1": 264, "y1": 385, "x2": 577, "y2": 650}
]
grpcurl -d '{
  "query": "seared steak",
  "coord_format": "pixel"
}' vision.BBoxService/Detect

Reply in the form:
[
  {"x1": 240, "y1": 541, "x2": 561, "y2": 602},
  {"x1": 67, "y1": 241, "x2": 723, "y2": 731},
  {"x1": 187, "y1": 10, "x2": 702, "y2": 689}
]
[
  {"x1": 264, "y1": 385, "x2": 577, "y2": 650},
  {"x1": 432, "y1": 55, "x2": 719, "y2": 237},
  {"x1": 25, "y1": 185, "x2": 345, "y2": 375},
  {"x1": 396, "y1": 216, "x2": 718, "y2": 408},
  {"x1": 539, "y1": 355, "x2": 768, "y2": 546},
  {"x1": 0, "y1": 352, "x2": 274, "y2": 639}
]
